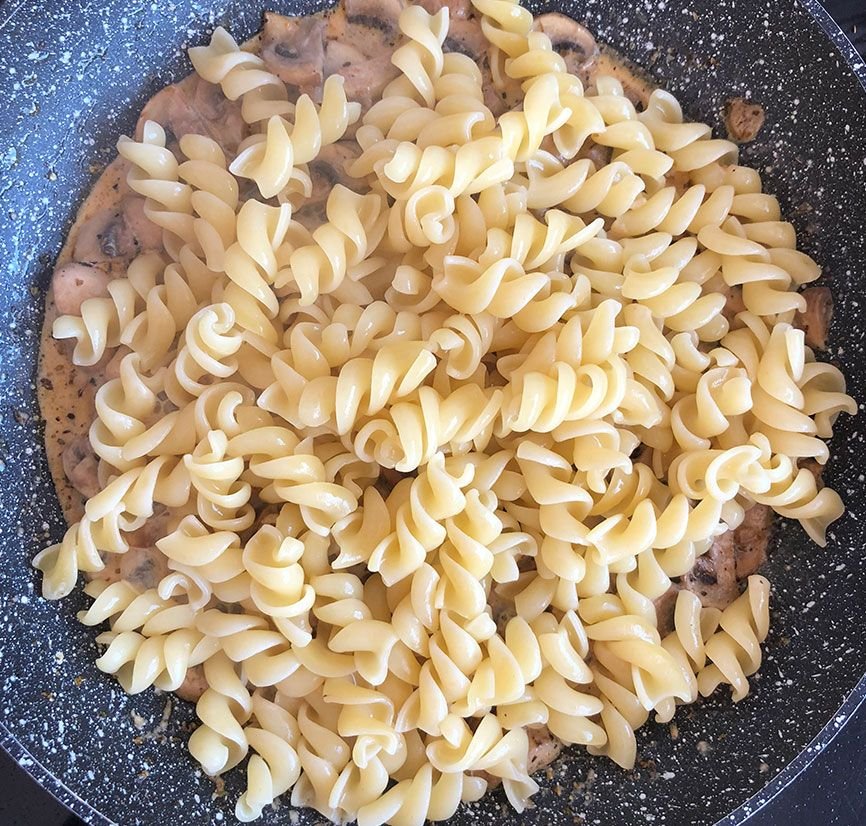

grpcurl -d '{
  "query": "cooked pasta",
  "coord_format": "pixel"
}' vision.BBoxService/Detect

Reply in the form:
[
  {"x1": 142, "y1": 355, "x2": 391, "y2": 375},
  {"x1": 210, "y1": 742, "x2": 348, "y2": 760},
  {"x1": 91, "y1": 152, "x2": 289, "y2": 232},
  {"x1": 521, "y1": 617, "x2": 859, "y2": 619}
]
[{"x1": 37, "y1": 0, "x2": 855, "y2": 823}]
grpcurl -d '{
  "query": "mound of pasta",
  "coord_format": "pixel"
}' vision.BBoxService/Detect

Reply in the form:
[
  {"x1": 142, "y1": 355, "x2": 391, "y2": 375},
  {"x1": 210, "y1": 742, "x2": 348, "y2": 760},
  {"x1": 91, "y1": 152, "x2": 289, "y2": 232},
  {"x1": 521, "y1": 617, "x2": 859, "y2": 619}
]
[{"x1": 35, "y1": 0, "x2": 856, "y2": 822}]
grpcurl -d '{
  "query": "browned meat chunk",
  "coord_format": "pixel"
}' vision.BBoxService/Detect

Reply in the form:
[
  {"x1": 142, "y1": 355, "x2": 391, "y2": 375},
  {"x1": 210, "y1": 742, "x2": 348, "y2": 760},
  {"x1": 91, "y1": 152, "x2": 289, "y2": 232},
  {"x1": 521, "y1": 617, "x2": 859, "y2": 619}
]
[
  {"x1": 794, "y1": 286, "x2": 833, "y2": 350},
  {"x1": 684, "y1": 530, "x2": 738, "y2": 610},
  {"x1": 261, "y1": 13, "x2": 326, "y2": 94},
  {"x1": 527, "y1": 724, "x2": 562, "y2": 773},
  {"x1": 724, "y1": 97, "x2": 765, "y2": 143},
  {"x1": 653, "y1": 584, "x2": 680, "y2": 637},
  {"x1": 175, "y1": 665, "x2": 208, "y2": 703},
  {"x1": 684, "y1": 506, "x2": 772, "y2": 609},
  {"x1": 535, "y1": 13, "x2": 599, "y2": 80},
  {"x1": 51, "y1": 262, "x2": 112, "y2": 315},
  {"x1": 62, "y1": 435, "x2": 100, "y2": 499},
  {"x1": 732, "y1": 505, "x2": 771, "y2": 580}
]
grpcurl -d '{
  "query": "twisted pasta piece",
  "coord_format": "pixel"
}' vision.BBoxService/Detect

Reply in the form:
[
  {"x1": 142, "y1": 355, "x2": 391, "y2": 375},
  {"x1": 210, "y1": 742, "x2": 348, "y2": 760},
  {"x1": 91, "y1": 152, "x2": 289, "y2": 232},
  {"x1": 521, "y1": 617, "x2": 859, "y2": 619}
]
[
  {"x1": 390, "y1": 6, "x2": 449, "y2": 107},
  {"x1": 259, "y1": 340, "x2": 437, "y2": 435},
  {"x1": 235, "y1": 692, "x2": 302, "y2": 821},
  {"x1": 189, "y1": 651, "x2": 253, "y2": 776},
  {"x1": 230, "y1": 76, "x2": 361, "y2": 198},
  {"x1": 226, "y1": 426, "x2": 358, "y2": 535},
  {"x1": 117, "y1": 121, "x2": 196, "y2": 259},
  {"x1": 354, "y1": 384, "x2": 504, "y2": 472},
  {"x1": 433, "y1": 210, "x2": 602, "y2": 322},
  {"x1": 164, "y1": 302, "x2": 243, "y2": 406},
  {"x1": 184, "y1": 430, "x2": 254, "y2": 532},
  {"x1": 177, "y1": 133, "x2": 239, "y2": 272},
  {"x1": 188, "y1": 25, "x2": 291, "y2": 123},
  {"x1": 697, "y1": 575, "x2": 770, "y2": 701},
  {"x1": 274, "y1": 186, "x2": 387, "y2": 305},
  {"x1": 356, "y1": 762, "x2": 486, "y2": 826}
]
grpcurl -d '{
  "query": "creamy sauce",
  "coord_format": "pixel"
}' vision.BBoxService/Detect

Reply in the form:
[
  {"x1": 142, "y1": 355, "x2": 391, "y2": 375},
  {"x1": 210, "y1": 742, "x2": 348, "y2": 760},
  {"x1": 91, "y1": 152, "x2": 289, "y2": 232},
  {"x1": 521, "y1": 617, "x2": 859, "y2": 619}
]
[{"x1": 39, "y1": 158, "x2": 132, "y2": 523}]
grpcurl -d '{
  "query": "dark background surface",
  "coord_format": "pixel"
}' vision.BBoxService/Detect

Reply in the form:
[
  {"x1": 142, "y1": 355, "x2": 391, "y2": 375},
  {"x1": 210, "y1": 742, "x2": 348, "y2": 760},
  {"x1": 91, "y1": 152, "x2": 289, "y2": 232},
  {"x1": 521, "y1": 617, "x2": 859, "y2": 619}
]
[{"x1": 1, "y1": 1, "x2": 864, "y2": 825}]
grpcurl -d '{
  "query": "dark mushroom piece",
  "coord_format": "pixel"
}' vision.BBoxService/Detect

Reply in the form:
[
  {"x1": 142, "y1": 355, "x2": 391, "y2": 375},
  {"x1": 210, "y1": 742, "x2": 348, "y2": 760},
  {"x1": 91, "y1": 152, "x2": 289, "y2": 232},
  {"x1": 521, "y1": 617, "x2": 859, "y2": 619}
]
[
  {"x1": 527, "y1": 725, "x2": 562, "y2": 774},
  {"x1": 261, "y1": 13, "x2": 327, "y2": 96},
  {"x1": 308, "y1": 141, "x2": 363, "y2": 206},
  {"x1": 418, "y1": 0, "x2": 472, "y2": 18},
  {"x1": 684, "y1": 530, "x2": 738, "y2": 610},
  {"x1": 176, "y1": 665, "x2": 209, "y2": 703}
]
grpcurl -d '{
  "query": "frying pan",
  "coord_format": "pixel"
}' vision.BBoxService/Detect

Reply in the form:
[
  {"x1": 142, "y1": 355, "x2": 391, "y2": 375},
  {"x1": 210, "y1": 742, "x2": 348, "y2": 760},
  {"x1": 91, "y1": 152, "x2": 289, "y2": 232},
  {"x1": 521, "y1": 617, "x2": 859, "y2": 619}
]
[{"x1": 1, "y1": 0, "x2": 865, "y2": 823}]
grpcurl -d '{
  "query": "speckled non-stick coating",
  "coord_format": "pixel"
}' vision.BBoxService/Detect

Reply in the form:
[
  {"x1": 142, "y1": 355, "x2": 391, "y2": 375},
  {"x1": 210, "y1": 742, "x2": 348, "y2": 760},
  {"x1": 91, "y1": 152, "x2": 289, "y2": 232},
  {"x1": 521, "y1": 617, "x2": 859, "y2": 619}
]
[{"x1": 1, "y1": 1, "x2": 865, "y2": 824}]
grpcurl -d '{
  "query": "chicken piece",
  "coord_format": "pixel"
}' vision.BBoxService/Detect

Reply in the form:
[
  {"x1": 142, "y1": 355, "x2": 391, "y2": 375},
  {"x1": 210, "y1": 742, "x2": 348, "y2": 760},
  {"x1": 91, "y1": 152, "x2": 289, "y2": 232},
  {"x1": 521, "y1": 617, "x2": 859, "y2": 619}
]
[
  {"x1": 732, "y1": 505, "x2": 772, "y2": 580},
  {"x1": 261, "y1": 13, "x2": 326, "y2": 94},
  {"x1": 136, "y1": 76, "x2": 245, "y2": 155},
  {"x1": 325, "y1": 4, "x2": 403, "y2": 109},
  {"x1": 684, "y1": 505, "x2": 773, "y2": 609},
  {"x1": 724, "y1": 97, "x2": 765, "y2": 143},
  {"x1": 535, "y1": 13, "x2": 599, "y2": 81},
  {"x1": 684, "y1": 530, "x2": 738, "y2": 610},
  {"x1": 51, "y1": 262, "x2": 112, "y2": 315},
  {"x1": 653, "y1": 584, "x2": 680, "y2": 637},
  {"x1": 175, "y1": 665, "x2": 208, "y2": 703},
  {"x1": 527, "y1": 725, "x2": 562, "y2": 774},
  {"x1": 794, "y1": 286, "x2": 833, "y2": 350},
  {"x1": 61, "y1": 435, "x2": 100, "y2": 499}
]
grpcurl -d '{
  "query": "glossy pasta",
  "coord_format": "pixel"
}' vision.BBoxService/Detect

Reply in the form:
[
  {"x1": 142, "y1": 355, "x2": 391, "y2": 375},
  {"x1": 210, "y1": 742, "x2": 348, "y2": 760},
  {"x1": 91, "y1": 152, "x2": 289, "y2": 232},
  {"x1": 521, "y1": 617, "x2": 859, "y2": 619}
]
[{"x1": 37, "y1": 0, "x2": 855, "y2": 823}]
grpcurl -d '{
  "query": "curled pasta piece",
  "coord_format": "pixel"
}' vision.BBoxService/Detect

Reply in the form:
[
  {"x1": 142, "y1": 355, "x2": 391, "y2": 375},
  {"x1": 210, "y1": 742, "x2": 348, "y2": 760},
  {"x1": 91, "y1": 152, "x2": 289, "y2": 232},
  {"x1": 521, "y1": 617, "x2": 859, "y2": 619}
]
[
  {"x1": 697, "y1": 575, "x2": 770, "y2": 701},
  {"x1": 230, "y1": 75, "x2": 361, "y2": 198}
]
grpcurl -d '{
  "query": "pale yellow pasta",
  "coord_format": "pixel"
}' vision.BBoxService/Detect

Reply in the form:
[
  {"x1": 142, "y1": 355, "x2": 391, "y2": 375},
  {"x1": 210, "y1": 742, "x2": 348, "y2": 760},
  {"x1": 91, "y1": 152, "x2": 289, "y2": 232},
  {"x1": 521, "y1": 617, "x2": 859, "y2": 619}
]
[{"x1": 37, "y1": 0, "x2": 857, "y2": 822}]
